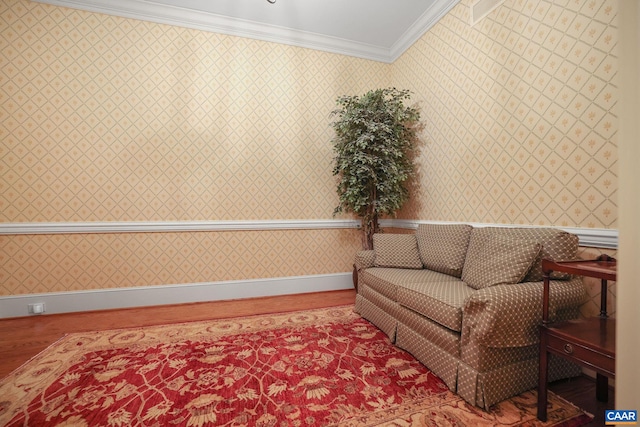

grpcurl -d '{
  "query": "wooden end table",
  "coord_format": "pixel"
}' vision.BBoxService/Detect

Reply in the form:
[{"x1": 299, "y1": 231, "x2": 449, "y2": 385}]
[{"x1": 537, "y1": 254, "x2": 616, "y2": 421}]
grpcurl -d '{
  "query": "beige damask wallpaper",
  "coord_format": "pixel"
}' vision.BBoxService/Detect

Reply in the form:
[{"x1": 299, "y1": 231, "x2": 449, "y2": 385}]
[
  {"x1": 393, "y1": 0, "x2": 619, "y2": 318},
  {"x1": 395, "y1": 0, "x2": 617, "y2": 228},
  {"x1": 0, "y1": 0, "x2": 384, "y2": 296},
  {"x1": 0, "y1": 1, "x2": 389, "y2": 223},
  {"x1": 1, "y1": 0, "x2": 618, "y2": 303}
]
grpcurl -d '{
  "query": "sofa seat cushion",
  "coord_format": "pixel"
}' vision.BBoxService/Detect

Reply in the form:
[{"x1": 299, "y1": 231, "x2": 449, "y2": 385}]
[
  {"x1": 360, "y1": 268, "x2": 459, "y2": 301},
  {"x1": 397, "y1": 280, "x2": 475, "y2": 332},
  {"x1": 396, "y1": 305, "x2": 461, "y2": 357}
]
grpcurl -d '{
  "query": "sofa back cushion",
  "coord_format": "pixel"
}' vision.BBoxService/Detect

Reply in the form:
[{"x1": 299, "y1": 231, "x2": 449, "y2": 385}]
[
  {"x1": 415, "y1": 223, "x2": 473, "y2": 277},
  {"x1": 462, "y1": 227, "x2": 579, "y2": 282},
  {"x1": 373, "y1": 234, "x2": 423, "y2": 269},
  {"x1": 462, "y1": 235, "x2": 542, "y2": 289}
]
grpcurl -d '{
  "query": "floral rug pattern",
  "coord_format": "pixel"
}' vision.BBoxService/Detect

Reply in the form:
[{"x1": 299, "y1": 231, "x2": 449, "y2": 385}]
[{"x1": 0, "y1": 306, "x2": 591, "y2": 426}]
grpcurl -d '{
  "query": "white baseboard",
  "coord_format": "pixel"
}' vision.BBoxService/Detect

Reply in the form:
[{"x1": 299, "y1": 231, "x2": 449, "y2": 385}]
[{"x1": 0, "y1": 273, "x2": 354, "y2": 319}]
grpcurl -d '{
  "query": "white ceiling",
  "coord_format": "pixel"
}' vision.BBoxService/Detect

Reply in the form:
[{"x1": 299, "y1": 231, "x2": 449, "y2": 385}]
[{"x1": 33, "y1": 0, "x2": 460, "y2": 63}]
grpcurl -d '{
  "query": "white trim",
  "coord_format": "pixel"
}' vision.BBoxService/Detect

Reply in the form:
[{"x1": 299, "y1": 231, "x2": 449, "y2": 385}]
[
  {"x1": 0, "y1": 219, "x2": 617, "y2": 248},
  {"x1": 31, "y1": 0, "x2": 387, "y2": 62},
  {"x1": 31, "y1": 0, "x2": 455, "y2": 63},
  {"x1": 389, "y1": 0, "x2": 460, "y2": 62},
  {"x1": 0, "y1": 219, "x2": 361, "y2": 235},
  {"x1": 379, "y1": 219, "x2": 619, "y2": 249},
  {"x1": 0, "y1": 273, "x2": 353, "y2": 319},
  {"x1": 469, "y1": 0, "x2": 506, "y2": 27},
  {"x1": 560, "y1": 226, "x2": 618, "y2": 249}
]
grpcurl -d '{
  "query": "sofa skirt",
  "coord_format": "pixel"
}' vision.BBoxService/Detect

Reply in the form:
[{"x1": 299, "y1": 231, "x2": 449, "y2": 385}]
[
  {"x1": 457, "y1": 354, "x2": 581, "y2": 409},
  {"x1": 396, "y1": 322, "x2": 459, "y2": 392},
  {"x1": 355, "y1": 292, "x2": 398, "y2": 341},
  {"x1": 355, "y1": 286, "x2": 582, "y2": 410}
]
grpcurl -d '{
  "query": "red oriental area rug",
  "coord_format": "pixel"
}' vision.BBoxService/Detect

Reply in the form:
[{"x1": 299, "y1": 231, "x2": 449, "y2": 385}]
[{"x1": 0, "y1": 305, "x2": 591, "y2": 426}]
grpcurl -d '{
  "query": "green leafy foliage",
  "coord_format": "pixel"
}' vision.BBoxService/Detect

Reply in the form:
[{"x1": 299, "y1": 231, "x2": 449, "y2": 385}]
[{"x1": 330, "y1": 88, "x2": 421, "y2": 249}]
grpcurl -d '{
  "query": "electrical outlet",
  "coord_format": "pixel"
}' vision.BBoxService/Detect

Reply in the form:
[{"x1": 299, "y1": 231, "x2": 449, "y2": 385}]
[{"x1": 28, "y1": 303, "x2": 45, "y2": 314}]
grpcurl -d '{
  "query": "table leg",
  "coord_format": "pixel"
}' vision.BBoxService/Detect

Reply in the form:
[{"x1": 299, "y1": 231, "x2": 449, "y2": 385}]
[
  {"x1": 537, "y1": 332, "x2": 549, "y2": 421},
  {"x1": 596, "y1": 373, "x2": 609, "y2": 402}
]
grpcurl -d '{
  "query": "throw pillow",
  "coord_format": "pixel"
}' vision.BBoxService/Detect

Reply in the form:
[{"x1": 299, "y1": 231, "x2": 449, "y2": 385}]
[
  {"x1": 415, "y1": 223, "x2": 473, "y2": 277},
  {"x1": 462, "y1": 235, "x2": 542, "y2": 290},
  {"x1": 373, "y1": 234, "x2": 423, "y2": 269}
]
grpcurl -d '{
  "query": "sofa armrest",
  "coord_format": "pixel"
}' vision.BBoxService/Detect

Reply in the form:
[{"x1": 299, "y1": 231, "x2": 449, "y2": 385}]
[
  {"x1": 355, "y1": 250, "x2": 376, "y2": 271},
  {"x1": 461, "y1": 277, "x2": 585, "y2": 348}
]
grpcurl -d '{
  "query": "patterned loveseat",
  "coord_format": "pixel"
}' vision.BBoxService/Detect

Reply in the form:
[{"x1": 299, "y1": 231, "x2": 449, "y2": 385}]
[{"x1": 353, "y1": 224, "x2": 586, "y2": 409}]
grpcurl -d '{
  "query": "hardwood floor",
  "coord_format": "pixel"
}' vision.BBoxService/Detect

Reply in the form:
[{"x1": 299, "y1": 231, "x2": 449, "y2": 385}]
[
  {"x1": 549, "y1": 376, "x2": 614, "y2": 427},
  {"x1": 0, "y1": 290, "x2": 357, "y2": 378},
  {"x1": 0, "y1": 289, "x2": 612, "y2": 425}
]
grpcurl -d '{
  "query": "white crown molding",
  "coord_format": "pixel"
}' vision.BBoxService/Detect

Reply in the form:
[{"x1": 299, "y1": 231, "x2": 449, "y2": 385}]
[
  {"x1": 32, "y1": 0, "x2": 457, "y2": 63},
  {"x1": 379, "y1": 219, "x2": 619, "y2": 249},
  {"x1": 31, "y1": 0, "x2": 387, "y2": 62},
  {"x1": 469, "y1": 0, "x2": 506, "y2": 27},
  {"x1": 389, "y1": 0, "x2": 460, "y2": 62},
  {"x1": 0, "y1": 219, "x2": 361, "y2": 235},
  {"x1": 0, "y1": 273, "x2": 353, "y2": 318}
]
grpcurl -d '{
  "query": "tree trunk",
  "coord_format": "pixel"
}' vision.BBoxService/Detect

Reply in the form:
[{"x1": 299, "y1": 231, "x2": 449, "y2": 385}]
[{"x1": 363, "y1": 213, "x2": 379, "y2": 250}]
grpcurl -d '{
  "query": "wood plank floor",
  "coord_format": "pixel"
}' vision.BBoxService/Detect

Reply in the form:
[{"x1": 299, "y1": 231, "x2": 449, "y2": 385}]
[{"x1": 0, "y1": 289, "x2": 612, "y2": 425}]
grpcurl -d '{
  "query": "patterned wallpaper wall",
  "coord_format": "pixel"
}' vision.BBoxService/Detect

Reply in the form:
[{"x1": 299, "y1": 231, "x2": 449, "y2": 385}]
[
  {"x1": 1, "y1": 229, "x2": 361, "y2": 295},
  {"x1": 0, "y1": 0, "x2": 384, "y2": 295},
  {"x1": 0, "y1": 0, "x2": 389, "y2": 223},
  {"x1": 391, "y1": 0, "x2": 618, "y2": 318},
  {"x1": 394, "y1": 0, "x2": 618, "y2": 229},
  {"x1": 1, "y1": 0, "x2": 619, "y2": 302}
]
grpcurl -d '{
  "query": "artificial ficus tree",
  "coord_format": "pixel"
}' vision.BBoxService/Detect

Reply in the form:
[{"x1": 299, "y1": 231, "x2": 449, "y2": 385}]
[{"x1": 331, "y1": 88, "x2": 421, "y2": 249}]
